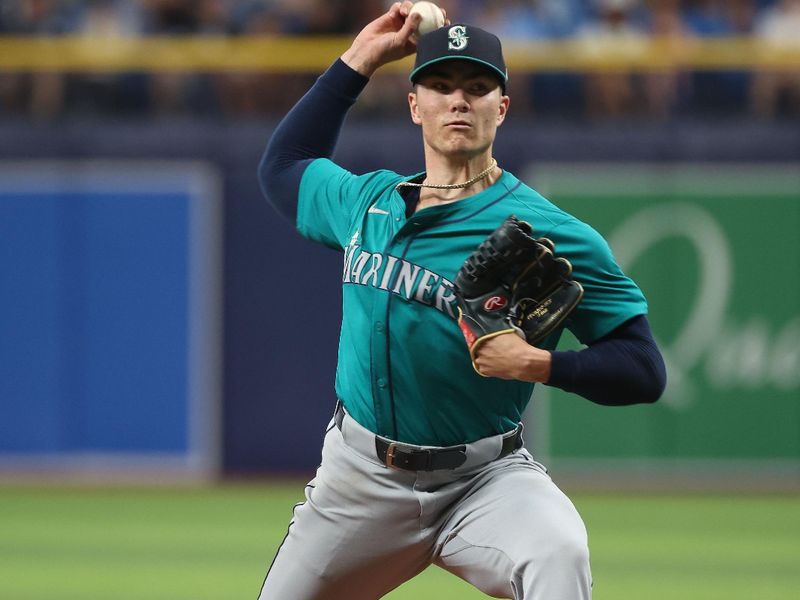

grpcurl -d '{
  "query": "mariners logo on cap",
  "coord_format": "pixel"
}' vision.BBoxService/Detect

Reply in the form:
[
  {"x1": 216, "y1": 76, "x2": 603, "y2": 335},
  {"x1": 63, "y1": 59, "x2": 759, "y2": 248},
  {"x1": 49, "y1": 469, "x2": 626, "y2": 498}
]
[{"x1": 448, "y1": 25, "x2": 468, "y2": 51}]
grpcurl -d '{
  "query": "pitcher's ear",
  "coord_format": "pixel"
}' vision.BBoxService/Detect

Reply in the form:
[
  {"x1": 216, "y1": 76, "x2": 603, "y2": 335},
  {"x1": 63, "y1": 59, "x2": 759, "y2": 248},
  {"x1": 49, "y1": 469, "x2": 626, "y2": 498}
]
[
  {"x1": 409, "y1": 91, "x2": 423, "y2": 125},
  {"x1": 497, "y1": 95, "x2": 510, "y2": 124}
]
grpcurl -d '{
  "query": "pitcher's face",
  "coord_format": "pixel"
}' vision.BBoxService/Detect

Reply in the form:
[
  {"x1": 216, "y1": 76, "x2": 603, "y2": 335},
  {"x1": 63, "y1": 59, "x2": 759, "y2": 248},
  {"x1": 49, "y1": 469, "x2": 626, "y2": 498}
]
[{"x1": 409, "y1": 60, "x2": 509, "y2": 159}]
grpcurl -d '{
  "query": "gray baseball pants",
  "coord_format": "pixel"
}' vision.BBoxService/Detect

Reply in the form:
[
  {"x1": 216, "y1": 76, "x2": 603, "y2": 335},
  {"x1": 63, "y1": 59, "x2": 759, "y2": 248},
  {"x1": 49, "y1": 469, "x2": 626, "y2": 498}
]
[{"x1": 258, "y1": 408, "x2": 592, "y2": 599}]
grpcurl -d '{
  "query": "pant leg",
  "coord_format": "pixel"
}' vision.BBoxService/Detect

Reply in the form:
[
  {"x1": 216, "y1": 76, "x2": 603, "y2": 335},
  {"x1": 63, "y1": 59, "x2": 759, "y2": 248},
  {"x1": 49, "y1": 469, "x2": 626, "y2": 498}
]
[
  {"x1": 434, "y1": 450, "x2": 592, "y2": 600},
  {"x1": 258, "y1": 425, "x2": 432, "y2": 600}
]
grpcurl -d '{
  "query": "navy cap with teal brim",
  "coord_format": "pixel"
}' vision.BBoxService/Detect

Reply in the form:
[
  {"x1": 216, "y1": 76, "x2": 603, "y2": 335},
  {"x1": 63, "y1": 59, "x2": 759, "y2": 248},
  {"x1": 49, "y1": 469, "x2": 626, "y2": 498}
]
[{"x1": 410, "y1": 24, "x2": 508, "y2": 92}]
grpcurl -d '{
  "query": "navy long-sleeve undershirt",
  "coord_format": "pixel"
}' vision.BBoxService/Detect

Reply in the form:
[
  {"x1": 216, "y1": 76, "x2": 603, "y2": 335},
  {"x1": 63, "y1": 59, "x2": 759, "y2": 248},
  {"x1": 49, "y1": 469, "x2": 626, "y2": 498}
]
[
  {"x1": 257, "y1": 59, "x2": 666, "y2": 407},
  {"x1": 258, "y1": 59, "x2": 369, "y2": 222},
  {"x1": 549, "y1": 315, "x2": 666, "y2": 405}
]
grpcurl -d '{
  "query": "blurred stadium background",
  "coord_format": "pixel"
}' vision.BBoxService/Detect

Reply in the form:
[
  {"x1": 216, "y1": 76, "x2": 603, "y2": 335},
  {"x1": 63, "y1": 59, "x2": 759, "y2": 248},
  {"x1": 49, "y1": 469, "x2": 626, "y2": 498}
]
[{"x1": 1, "y1": 1, "x2": 798, "y2": 599}]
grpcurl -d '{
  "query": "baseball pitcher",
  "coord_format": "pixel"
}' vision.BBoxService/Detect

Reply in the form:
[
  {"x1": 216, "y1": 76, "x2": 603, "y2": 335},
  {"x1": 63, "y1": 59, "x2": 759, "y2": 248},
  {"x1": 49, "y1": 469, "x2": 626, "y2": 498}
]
[{"x1": 256, "y1": 3, "x2": 666, "y2": 599}]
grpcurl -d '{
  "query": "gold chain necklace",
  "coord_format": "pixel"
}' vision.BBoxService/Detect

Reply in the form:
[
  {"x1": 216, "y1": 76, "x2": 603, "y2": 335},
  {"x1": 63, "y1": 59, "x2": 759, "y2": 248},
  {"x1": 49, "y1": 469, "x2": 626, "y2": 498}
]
[{"x1": 395, "y1": 159, "x2": 498, "y2": 191}]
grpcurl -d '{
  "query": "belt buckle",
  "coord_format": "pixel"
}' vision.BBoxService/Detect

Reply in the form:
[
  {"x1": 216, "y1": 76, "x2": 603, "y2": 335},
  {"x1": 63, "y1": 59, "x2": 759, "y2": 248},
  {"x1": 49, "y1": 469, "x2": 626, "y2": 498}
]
[{"x1": 384, "y1": 442, "x2": 399, "y2": 469}]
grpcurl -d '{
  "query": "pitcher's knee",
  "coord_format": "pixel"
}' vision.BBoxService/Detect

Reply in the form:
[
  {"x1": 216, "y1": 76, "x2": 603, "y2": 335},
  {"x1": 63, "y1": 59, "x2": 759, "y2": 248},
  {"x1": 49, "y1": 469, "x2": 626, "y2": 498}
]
[
  {"x1": 517, "y1": 533, "x2": 591, "y2": 582},
  {"x1": 511, "y1": 537, "x2": 591, "y2": 599},
  {"x1": 554, "y1": 535, "x2": 590, "y2": 572}
]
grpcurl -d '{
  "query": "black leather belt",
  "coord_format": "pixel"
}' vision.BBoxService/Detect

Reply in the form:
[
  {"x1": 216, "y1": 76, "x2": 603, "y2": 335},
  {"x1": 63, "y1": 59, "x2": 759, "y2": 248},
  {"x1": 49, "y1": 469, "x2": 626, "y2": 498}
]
[{"x1": 333, "y1": 402, "x2": 523, "y2": 471}]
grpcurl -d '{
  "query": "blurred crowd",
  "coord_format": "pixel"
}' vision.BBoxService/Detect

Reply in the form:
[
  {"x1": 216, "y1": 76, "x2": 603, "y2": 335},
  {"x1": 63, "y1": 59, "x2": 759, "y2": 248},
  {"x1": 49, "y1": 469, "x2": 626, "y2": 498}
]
[{"x1": 0, "y1": 0, "x2": 799, "y2": 120}]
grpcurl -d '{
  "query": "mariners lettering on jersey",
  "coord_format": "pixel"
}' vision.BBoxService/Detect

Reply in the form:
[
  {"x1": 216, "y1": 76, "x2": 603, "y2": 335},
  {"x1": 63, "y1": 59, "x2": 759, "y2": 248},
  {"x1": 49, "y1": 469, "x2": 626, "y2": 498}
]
[{"x1": 342, "y1": 243, "x2": 457, "y2": 318}]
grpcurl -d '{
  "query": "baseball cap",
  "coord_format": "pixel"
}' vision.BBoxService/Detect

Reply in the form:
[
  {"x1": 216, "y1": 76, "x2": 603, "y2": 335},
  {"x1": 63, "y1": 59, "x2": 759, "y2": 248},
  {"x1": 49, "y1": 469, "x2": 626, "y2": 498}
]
[{"x1": 410, "y1": 24, "x2": 508, "y2": 92}]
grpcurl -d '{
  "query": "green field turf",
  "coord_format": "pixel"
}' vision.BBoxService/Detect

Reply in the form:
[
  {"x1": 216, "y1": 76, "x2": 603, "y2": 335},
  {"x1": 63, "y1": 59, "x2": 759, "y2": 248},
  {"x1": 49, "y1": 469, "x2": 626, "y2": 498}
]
[{"x1": 0, "y1": 482, "x2": 798, "y2": 599}]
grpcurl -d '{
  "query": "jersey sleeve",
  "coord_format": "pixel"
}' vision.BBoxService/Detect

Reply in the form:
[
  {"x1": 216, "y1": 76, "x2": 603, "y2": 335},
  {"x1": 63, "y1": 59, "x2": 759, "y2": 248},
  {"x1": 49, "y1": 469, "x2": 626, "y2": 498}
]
[
  {"x1": 296, "y1": 159, "x2": 399, "y2": 251},
  {"x1": 554, "y1": 218, "x2": 648, "y2": 344}
]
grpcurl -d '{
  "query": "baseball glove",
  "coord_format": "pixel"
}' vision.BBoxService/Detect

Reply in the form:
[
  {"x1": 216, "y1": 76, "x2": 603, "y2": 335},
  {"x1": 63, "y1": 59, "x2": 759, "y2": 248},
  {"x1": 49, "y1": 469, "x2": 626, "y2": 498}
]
[
  {"x1": 508, "y1": 245, "x2": 584, "y2": 346},
  {"x1": 453, "y1": 215, "x2": 584, "y2": 374}
]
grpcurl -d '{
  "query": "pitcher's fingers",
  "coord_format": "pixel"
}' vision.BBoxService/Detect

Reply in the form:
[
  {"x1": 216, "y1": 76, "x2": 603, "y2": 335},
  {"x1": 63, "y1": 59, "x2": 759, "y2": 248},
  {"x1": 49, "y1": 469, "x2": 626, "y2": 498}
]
[
  {"x1": 397, "y1": 7, "x2": 421, "y2": 41},
  {"x1": 398, "y1": 1, "x2": 416, "y2": 17}
]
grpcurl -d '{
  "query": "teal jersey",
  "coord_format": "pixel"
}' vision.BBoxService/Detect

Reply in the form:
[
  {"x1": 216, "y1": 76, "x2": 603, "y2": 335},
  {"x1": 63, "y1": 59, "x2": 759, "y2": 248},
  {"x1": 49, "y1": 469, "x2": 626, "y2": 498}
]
[{"x1": 297, "y1": 159, "x2": 647, "y2": 446}]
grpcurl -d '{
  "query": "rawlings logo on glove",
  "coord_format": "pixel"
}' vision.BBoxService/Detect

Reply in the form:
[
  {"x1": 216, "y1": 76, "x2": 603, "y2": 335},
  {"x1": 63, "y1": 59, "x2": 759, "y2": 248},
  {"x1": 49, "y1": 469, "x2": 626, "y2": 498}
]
[
  {"x1": 453, "y1": 215, "x2": 584, "y2": 375},
  {"x1": 483, "y1": 296, "x2": 508, "y2": 311}
]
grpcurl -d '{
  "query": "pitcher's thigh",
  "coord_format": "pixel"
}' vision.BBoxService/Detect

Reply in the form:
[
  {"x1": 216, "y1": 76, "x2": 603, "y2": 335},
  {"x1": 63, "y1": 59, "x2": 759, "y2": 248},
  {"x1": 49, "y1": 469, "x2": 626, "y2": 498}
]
[
  {"x1": 259, "y1": 501, "x2": 426, "y2": 600},
  {"x1": 436, "y1": 455, "x2": 592, "y2": 600},
  {"x1": 258, "y1": 430, "x2": 431, "y2": 600}
]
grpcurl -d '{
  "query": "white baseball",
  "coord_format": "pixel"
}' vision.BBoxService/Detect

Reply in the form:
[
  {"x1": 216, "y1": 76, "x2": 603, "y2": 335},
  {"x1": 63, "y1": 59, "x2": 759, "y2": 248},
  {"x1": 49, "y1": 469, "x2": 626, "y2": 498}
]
[{"x1": 409, "y1": 1, "x2": 445, "y2": 35}]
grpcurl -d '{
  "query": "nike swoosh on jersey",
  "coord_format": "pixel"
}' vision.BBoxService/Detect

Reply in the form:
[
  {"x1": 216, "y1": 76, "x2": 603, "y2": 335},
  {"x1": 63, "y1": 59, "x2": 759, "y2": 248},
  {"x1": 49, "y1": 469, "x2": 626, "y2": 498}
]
[{"x1": 368, "y1": 206, "x2": 389, "y2": 215}]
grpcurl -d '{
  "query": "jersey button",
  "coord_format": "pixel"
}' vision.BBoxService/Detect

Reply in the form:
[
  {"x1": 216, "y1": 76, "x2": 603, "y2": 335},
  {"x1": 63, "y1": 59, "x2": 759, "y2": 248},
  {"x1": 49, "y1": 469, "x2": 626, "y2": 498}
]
[
  {"x1": 377, "y1": 378, "x2": 387, "y2": 389},
  {"x1": 375, "y1": 322, "x2": 384, "y2": 333}
]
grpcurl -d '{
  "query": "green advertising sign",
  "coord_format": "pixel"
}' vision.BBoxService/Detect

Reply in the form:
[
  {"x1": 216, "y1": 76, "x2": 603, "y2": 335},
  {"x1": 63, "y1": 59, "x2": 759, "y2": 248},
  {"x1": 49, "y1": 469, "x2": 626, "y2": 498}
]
[{"x1": 523, "y1": 164, "x2": 800, "y2": 471}]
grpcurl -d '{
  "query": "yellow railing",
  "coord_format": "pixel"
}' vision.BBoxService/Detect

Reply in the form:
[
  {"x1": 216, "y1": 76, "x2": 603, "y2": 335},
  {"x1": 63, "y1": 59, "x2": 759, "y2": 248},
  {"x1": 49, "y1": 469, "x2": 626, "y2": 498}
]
[{"x1": 0, "y1": 36, "x2": 799, "y2": 73}]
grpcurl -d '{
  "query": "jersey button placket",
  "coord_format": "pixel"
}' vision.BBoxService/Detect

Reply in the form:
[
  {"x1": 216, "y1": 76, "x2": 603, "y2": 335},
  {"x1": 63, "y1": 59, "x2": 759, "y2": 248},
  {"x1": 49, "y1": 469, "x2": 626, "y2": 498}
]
[
  {"x1": 370, "y1": 294, "x2": 394, "y2": 437},
  {"x1": 369, "y1": 214, "x2": 412, "y2": 438}
]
